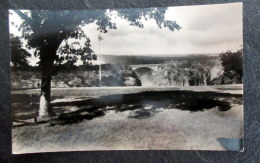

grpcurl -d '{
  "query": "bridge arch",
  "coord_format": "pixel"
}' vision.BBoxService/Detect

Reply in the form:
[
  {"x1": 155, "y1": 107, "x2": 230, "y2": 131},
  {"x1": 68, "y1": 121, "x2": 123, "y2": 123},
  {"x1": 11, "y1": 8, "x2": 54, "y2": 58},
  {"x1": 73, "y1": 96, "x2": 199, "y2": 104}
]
[
  {"x1": 130, "y1": 64, "x2": 160, "y2": 71},
  {"x1": 133, "y1": 67, "x2": 156, "y2": 87},
  {"x1": 134, "y1": 67, "x2": 154, "y2": 73}
]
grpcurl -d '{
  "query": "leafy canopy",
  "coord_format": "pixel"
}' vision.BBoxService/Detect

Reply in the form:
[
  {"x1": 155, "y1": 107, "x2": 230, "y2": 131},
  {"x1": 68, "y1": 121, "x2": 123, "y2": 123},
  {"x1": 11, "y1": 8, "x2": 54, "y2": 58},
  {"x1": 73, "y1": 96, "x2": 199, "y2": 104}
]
[
  {"x1": 10, "y1": 34, "x2": 31, "y2": 69},
  {"x1": 219, "y1": 49, "x2": 242, "y2": 75},
  {"x1": 154, "y1": 61, "x2": 211, "y2": 86},
  {"x1": 219, "y1": 49, "x2": 243, "y2": 84}
]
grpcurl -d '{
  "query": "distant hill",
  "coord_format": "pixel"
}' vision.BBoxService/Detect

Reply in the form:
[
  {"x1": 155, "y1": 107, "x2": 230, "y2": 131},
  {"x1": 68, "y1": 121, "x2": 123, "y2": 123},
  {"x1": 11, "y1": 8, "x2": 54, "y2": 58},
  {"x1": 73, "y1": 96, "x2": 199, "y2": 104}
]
[{"x1": 97, "y1": 54, "x2": 220, "y2": 65}]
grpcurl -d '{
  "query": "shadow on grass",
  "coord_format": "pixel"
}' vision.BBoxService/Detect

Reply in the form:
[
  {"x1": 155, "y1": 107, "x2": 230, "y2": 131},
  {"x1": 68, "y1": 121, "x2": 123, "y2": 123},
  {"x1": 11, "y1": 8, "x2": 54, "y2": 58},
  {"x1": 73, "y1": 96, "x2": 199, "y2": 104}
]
[{"x1": 12, "y1": 90, "x2": 243, "y2": 126}]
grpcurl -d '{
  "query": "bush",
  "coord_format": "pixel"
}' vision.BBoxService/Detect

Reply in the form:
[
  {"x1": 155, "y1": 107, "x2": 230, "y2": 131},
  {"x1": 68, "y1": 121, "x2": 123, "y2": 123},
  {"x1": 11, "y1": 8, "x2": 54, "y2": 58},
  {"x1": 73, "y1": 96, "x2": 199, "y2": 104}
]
[
  {"x1": 219, "y1": 49, "x2": 242, "y2": 84},
  {"x1": 153, "y1": 61, "x2": 211, "y2": 86}
]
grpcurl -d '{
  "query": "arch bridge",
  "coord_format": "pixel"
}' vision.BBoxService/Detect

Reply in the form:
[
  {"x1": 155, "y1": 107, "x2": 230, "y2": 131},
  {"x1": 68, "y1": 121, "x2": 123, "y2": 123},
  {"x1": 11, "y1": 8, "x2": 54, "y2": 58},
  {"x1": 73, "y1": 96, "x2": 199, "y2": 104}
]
[{"x1": 130, "y1": 64, "x2": 161, "y2": 71}]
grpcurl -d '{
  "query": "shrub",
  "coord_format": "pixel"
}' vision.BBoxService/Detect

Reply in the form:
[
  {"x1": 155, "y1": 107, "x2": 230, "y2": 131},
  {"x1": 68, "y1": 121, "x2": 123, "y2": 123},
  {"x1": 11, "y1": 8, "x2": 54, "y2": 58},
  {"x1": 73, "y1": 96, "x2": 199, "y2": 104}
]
[{"x1": 219, "y1": 49, "x2": 242, "y2": 84}]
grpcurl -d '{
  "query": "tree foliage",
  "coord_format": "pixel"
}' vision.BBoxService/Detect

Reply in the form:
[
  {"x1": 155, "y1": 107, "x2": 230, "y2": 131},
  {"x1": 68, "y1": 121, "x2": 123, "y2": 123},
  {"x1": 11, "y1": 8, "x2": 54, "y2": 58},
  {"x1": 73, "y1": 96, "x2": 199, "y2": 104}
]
[
  {"x1": 154, "y1": 61, "x2": 211, "y2": 86},
  {"x1": 219, "y1": 49, "x2": 243, "y2": 84},
  {"x1": 10, "y1": 34, "x2": 31, "y2": 69}
]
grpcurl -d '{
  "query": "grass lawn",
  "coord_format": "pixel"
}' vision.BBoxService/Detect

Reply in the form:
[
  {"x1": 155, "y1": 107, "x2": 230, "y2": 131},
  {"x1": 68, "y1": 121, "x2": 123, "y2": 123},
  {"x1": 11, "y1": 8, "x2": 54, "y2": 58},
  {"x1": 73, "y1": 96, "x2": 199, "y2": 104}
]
[{"x1": 12, "y1": 85, "x2": 243, "y2": 153}]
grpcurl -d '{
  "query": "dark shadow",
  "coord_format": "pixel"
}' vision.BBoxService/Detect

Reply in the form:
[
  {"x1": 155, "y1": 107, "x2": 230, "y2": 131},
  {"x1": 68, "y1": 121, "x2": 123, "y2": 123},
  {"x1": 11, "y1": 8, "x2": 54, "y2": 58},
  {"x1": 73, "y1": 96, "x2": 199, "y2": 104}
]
[
  {"x1": 128, "y1": 105, "x2": 162, "y2": 119},
  {"x1": 54, "y1": 106, "x2": 105, "y2": 125},
  {"x1": 12, "y1": 90, "x2": 243, "y2": 126},
  {"x1": 11, "y1": 94, "x2": 39, "y2": 120}
]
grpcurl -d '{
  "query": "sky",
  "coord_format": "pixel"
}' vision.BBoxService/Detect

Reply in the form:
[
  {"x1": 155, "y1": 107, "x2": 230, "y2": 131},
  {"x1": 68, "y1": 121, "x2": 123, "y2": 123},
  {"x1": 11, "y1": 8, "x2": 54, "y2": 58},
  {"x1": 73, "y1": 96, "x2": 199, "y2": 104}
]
[{"x1": 9, "y1": 2, "x2": 242, "y2": 65}]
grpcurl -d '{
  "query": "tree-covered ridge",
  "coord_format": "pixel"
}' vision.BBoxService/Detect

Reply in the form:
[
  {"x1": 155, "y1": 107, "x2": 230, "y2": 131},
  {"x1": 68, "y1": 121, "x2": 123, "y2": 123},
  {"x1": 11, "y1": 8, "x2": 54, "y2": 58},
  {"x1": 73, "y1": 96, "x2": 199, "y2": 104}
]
[{"x1": 152, "y1": 49, "x2": 243, "y2": 86}]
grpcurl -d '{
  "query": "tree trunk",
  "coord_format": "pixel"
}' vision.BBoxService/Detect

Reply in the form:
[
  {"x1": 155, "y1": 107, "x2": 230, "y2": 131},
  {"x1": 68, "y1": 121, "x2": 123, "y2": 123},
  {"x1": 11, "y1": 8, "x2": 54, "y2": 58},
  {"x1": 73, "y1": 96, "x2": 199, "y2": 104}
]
[
  {"x1": 39, "y1": 76, "x2": 52, "y2": 117},
  {"x1": 37, "y1": 34, "x2": 65, "y2": 118},
  {"x1": 38, "y1": 47, "x2": 56, "y2": 118}
]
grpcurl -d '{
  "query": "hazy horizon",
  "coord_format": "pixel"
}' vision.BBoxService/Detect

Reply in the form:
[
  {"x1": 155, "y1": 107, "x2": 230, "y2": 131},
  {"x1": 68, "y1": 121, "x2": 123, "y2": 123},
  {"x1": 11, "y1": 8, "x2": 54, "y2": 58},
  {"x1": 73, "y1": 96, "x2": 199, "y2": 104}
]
[
  {"x1": 92, "y1": 53, "x2": 220, "y2": 65},
  {"x1": 94, "y1": 52, "x2": 220, "y2": 56}
]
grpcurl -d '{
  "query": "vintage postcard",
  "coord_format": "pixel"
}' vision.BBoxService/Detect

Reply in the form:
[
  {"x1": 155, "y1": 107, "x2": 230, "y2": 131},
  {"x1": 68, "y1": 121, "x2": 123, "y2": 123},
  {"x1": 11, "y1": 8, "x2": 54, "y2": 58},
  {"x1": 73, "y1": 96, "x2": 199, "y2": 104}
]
[{"x1": 10, "y1": 2, "x2": 243, "y2": 154}]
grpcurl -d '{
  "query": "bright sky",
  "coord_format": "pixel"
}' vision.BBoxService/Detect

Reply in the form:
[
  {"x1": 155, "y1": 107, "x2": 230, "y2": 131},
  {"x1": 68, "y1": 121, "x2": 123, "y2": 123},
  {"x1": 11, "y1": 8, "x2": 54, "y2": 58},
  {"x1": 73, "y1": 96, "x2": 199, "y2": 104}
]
[{"x1": 9, "y1": 2, "x2": 242, "y2": 66}]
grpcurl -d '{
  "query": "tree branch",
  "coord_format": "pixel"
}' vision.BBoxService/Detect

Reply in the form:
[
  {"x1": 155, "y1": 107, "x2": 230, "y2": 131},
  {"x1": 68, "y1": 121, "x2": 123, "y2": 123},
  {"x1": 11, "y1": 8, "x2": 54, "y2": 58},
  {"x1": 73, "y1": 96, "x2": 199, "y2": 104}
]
[{"x1": 14, "y1": 10, "x2": 32, "y2": 23}]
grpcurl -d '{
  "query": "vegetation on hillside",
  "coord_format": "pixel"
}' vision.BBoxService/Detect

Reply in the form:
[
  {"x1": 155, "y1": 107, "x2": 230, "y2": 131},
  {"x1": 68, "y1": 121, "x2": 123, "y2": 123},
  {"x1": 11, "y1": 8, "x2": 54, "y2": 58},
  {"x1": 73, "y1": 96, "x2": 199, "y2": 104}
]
[
  {"x1": 12, "y1": 48, "x2": 243, "y2": 89},
  {"x1": 219, "y1": 49, "x2": 243, "y2": 84},
  {"x1": 153, "y1": 61, "x2": 211, "y2": 86},
  {"x1": 101, "y1": 64, "x2": 141, "y2": 87},
  {"x1": 150, "y1": 49, "x2": 242, "y2": 86},
  {"x1": 11, "y1": 64, "x2": 141, "y2": 89}
]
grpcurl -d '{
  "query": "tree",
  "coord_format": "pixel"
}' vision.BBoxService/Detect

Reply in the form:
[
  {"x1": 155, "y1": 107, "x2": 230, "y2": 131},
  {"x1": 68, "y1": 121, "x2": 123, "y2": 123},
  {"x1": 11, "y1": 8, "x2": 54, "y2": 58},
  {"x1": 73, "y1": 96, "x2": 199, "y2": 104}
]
[
  {"x1": 154, "y1": 61, "x2": 187, "y2": 86},
  {"x1": 219, "y1": 49, "x2": 242, "y2": 84},
  {"x1": 10, "y1": 34, "x2": 31, "y2": 70},
  {"x1": 154, "y1": 61, "x2": 211, "y2": 86},
  {"x1": 183, "y1": 61, "x2": 211, "y2": 86},
  {"x1": 11, "y1": 8, "x2": 181, "y2": 118}
]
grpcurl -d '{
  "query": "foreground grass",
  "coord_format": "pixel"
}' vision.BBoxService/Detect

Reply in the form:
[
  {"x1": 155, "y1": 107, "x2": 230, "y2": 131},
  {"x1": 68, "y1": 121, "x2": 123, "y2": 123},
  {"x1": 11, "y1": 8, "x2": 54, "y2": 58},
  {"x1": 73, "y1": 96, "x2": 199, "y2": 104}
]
[{"x1": 12, "y1": 86, "x2": 243, "y2": 153}]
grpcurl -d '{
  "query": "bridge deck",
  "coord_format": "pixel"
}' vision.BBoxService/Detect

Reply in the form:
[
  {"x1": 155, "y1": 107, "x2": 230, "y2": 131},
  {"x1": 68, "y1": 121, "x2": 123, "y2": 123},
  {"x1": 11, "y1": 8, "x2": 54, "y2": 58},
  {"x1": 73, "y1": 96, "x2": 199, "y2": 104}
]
[{"x1": 130, "y1": 64, "x2": 161, "y2": 70}]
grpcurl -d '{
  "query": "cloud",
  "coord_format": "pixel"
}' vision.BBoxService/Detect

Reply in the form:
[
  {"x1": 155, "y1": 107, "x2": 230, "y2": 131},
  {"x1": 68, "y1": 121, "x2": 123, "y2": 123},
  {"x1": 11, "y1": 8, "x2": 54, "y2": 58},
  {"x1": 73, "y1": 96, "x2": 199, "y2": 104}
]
[{"x1": 83, "y1": 3, "x2": 242, "y2": 56}]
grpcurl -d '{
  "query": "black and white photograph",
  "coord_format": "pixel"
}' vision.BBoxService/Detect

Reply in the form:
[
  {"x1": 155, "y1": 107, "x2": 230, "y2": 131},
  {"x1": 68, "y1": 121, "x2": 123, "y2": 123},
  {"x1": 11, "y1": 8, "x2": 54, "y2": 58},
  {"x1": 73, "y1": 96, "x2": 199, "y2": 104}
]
[{"x1": 10, "y1": 2, "x2": 243, "y2": 154}]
